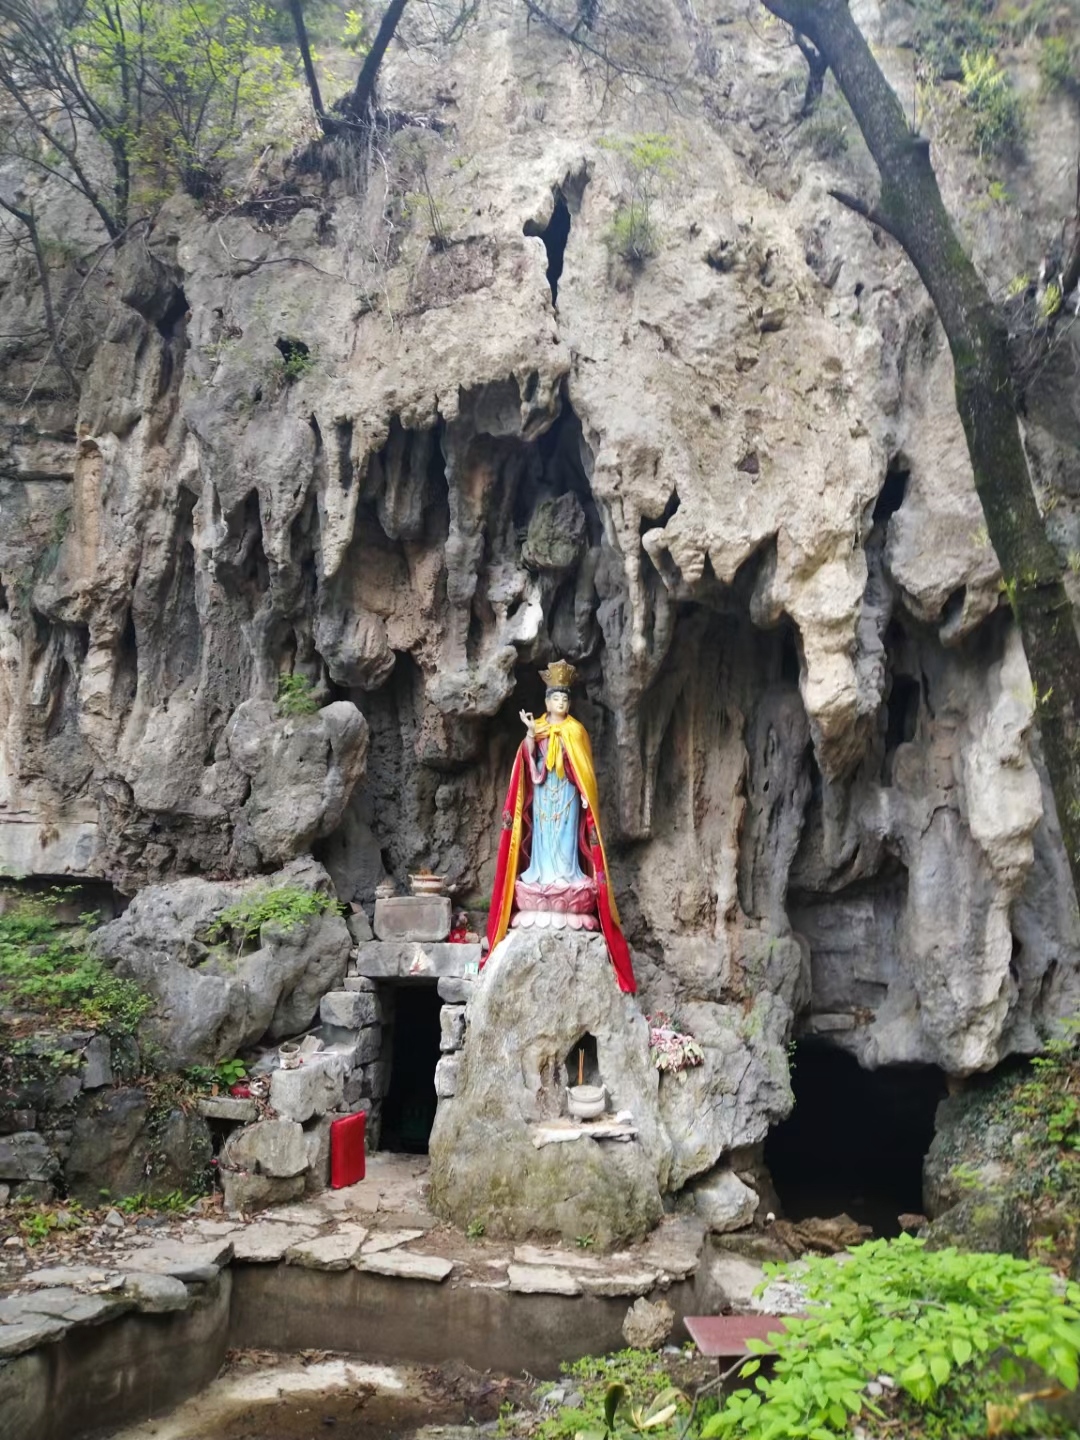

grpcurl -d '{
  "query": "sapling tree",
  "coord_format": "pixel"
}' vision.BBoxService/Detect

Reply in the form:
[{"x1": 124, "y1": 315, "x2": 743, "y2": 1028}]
[{"x1": 753, "y1": 0, "x2": 1080, "y2": 906}]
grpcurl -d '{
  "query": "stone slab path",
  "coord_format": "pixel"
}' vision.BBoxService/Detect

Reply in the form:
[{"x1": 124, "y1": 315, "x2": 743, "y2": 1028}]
[{"x1": 0, "y1": 1154, "x2": 717, "y2": 1363}]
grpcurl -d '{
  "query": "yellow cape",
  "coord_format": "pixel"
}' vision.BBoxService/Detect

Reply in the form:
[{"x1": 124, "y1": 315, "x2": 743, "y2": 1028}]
[{"x1": 489, "y1": 714, "x2": 622, "y2": 950}]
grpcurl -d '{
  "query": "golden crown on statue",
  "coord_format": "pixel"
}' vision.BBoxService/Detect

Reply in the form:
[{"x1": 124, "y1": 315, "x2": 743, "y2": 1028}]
[{"x1": 540, "y1": 659, "x2": 577, "y2": 689}]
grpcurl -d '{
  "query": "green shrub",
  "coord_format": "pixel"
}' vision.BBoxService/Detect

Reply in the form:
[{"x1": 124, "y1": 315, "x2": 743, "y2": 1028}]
[
  {"x1": 600, "y1": 133, "x2": 678, "y2": 268},
  {"x1": 276, "y1": 672, "x2": 320, "y2": 715},
  {"x1": 914, "y1": 0, "x2": 1000, "y2": 75},
  {"x1": 204, "y1": 884, "x2": 336, "y2": 947},
  {"x1": 606, "y1": 205, "x2": 660, "y2": 264},
  {"x1": 0, "y1": 892, "x2": 152, "y2": 1033},
  {"x1": 960, "y1": 50, "x2": 1026, "y2": 155},
  {"x1": 703, "y1": 1236, "x2": 1080, "y2": 1439},
  {"x1": 1039, "y1": 35, "x2": 1077, "y2": 92}
]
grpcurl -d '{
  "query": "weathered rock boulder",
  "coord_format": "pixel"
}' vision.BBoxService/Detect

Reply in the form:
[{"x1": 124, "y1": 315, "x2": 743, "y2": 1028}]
[
  {"x1": 65, "y1": 1088, "x2": 211, "y2": 1204},
  {"x1": 428, "y1": 930, "x2": 670, "y2": 1246},
  {"x1": 924, "y1": 1194, "x2": 1030, "y2": 1258},
  {"x1": 689, "y1": 1166, "x2": 760, "y2": 1233},
  {"x1": 226, "y1": 699, "x2": 369, "y2": 865},
  {"x1": 92, "y1": 857, "x2": 350, "y2": 1068},
  {"x1": 657, "y1": 996, "x2": 794, "y2": 1191}
]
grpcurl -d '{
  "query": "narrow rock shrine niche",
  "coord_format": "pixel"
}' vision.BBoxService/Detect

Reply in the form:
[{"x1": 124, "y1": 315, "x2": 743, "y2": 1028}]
[
  {"x1": 765, "y1": 1041, "x2": 946, "y2": 1236},
  {"x1": 565, "y1": 1031, "x2": 600, "y2": 1090}
]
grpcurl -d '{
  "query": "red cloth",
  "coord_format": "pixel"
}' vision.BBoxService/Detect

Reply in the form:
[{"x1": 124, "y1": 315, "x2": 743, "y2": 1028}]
[{"x1": 484, "y1": 744, "x2": 635, "y2": 994}]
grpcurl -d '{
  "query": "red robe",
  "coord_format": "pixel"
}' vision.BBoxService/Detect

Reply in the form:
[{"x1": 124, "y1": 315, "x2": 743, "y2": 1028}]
[{"x1": 484, "y1": 736, "x2": 636, "y2": 994}]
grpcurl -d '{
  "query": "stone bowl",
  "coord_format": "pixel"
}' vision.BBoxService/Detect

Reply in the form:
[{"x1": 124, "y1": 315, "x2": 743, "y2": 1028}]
[{"x1": 566, "y1": 1083, "x2": 607, "y2": 1120}]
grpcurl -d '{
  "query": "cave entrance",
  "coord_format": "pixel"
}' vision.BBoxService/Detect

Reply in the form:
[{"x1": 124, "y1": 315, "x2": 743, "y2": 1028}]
[
  {"x1": 765, "y1": 1041, "x2": 947, "y2": 1236},
  {"x1": 524, "y1": 190, "x2": 571, "y2": 305},
  {"x1": 380, "y1": 982, "x2": 442, "y2": 1155}
]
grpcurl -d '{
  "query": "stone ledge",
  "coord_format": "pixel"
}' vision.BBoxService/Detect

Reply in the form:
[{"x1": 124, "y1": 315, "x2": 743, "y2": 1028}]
[
  {"x1": 351, "y1": 941, "x2": 481, "y2": 981},
  {"x1": 355, "y1": 1251, "x2": 454, "y2": 1282}
]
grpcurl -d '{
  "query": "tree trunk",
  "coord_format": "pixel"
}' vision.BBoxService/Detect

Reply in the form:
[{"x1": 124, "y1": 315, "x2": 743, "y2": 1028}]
[
  {"x1": 286, "y1": 0, "x2": 327, "y2": 130},
  {"x1": 760, "y1": 0, "x2": 1080, "y2": 903},
  {"x1": 342, "y1": 0, "x2": 409, "y2": 121}
]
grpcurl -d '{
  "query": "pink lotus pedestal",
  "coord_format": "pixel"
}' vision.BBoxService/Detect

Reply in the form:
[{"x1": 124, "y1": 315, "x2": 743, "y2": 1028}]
[{"x1": 510, "y1": 878, "x2": 600, "y2": 932}]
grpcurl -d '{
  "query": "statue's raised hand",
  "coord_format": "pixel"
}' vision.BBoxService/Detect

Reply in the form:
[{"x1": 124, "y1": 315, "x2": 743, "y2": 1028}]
[{"x1": 519, "y1": 709, "x2": 536, "y2": 738}]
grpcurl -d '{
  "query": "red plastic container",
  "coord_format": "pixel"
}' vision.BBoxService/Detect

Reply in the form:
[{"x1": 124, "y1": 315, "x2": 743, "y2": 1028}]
[{"x1": 330, "y1": 1110, "x2": 366, "y2": 1189}]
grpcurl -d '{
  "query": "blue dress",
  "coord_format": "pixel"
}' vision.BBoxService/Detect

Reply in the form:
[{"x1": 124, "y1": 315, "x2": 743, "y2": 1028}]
[{"x1": 520, "y1": 740, "x2": 587, "y2": 884}]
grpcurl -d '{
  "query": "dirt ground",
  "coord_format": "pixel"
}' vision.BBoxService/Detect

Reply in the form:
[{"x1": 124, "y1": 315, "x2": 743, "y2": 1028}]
[{"x1": 101, "y1": 1353, "x2": 530, "y2": 1440}]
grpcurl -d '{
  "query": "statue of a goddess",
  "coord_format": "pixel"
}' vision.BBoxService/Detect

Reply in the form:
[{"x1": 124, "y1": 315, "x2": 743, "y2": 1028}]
[{"x1": 485, "y1": 660, "x2": 635, "y2": 993}]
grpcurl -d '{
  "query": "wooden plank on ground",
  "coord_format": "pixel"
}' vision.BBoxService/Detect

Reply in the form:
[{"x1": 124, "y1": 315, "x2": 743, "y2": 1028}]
[{"x1": 684, "y1": 1314, "x2": 790, "y2": 1358}]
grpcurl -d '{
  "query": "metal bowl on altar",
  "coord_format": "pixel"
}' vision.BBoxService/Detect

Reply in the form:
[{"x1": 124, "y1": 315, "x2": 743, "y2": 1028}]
[
  {"x1": 409, "y1": 871, "x2": 447, "y2": 896},
  {"x1": 566, "y1": 1083, "x2": 607, "y2": 1120}
]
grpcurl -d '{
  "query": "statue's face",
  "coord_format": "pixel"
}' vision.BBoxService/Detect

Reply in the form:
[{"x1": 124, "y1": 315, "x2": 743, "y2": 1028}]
[{"x1": 547, "y1": 689, "x2": 570, "y2": 717}]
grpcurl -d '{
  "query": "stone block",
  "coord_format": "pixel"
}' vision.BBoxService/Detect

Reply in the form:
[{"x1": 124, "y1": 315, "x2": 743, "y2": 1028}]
[
  {"x1": 80, "y1": 1035, "x2": 113, "y2": 1090},
  {"x1": 221, "y1": 1170, "x2": 305, "y2": 1217},
  {"x1": 0, "y1": 1109, "x2": 36, "y2": 1134},
  {"x1": 197, "y1": 1095, "x2": 258, "y2": 1124},
  {"x1": 343, "y1": 975, "x2": 378, "y2": 992},
  {"x1": 434, "y1": 1054, "x2": 461, "y2": 1098},
  {"x1": 122, "y1": 1272, "x2": 190, "y2": 1313},
  {"x1": 322, "y1": 1025, "x2": 382, "y2": 1070},
  {"x1": 287, "y1": 1224, "x2": 368, "y2": 1269},
  {"x1": 622, "y1": 1297, "x2": 674, "y2": 1349},
  {"x1": 439, "y1": 1005, "x2": 467, "y2": 1052},
  {"x1": 342, "y1": 1071, "x2": 372, "y2": 1108},
  {"x1": 373, "y1": 896, "x2": 451, "y2": 943},
  {"x1": 321, "y1": 989, "x2": 380, "y2": 1028},
  {"x1": 352, "y1": 940, "x2": 481, "y2": 981},
  {"x1": 233, "y1": 1220, "x2": 319, "y2": 1261},
  {"x1": 0, "y1": 1133, "x2": 58, "y2": 1182},
  {"x1": 269, "y1": 1054, "x2": 345, "y2": 1123},
  {"x1": 691, "y1": 1168, "x2": 758, "y2": 1233},
  {"x1": 507, "y1": 1264, "x2": 581, "y2": 1295},
  {"x1": 357, "y1": 1251, "x2": 454, "y2": 1282},
  {"x1": 304, "y1": 1115, "x2": 334, "y2": 1193},
  {"x1": 347, "y1": 910, "x2": 373, "y2": 943},
  {"x1": 221, "y1": 1118, "x2": 308, "y2": 1178},
  {"x1": 363, "y1": 1060, "x2": 391, "y2": 1098},
  {"x1": 437, "y1": 975, "x2": 477, "y2": 1004}
]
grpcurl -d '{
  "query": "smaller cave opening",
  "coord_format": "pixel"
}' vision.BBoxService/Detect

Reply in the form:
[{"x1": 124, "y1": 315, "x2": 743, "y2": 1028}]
[
  {"x1": 524, "y1": 190, "x2": 571, "y2": 306},
  {"x1": 638, "y1": 489, "x2": 680, "y2": 536},
  {"x1": 565, "y1": 1032, "x2": 600, "y2": 1088},
  {"x1": 156, "y1": 286, "x2": 189, "y2": 340},
  {"x1": 765, "y1": 1041, "x2": 947, "y2": 1236},
  {"x1": 380, "y1": 982, "x2": 443, "y2": 1155},
  {"x1": 872, "y1": 458, "x2": 910, "y2": 527}
]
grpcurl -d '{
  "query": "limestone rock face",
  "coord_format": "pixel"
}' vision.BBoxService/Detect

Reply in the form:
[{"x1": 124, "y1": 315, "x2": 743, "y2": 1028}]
[
  {"x1": 2, "y1": 0, "x2": 1079, "y2": 1198},
  {"x1": 226, "y1": 699, "x2": 369, "y2": 865},
  {"x1": 428, "y1": 931, "x2": 669, "y2": 1245},
  {"x1": 92, "y1": 858, "x2": 350, "y2": 1068}
]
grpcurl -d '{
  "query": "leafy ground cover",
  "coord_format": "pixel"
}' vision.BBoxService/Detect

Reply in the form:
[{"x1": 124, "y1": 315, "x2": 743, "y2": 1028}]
[
  {"x1": 0, "y1": 889, "x2": 151, "y2": 1036},
  {"x1": 499, "y1": 1240, "x2": 1080, "y2": 1440}
]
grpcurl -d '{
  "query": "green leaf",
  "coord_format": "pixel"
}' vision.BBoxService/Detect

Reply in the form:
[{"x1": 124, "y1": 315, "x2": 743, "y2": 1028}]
[
  {"x1": 952, "y1": 1336, "x2": 972, "y2": 1365},
  {"x1": 603, "y1": 1382, "x2": 627, "y2": 1430},
  {"x1": 929, "y1": 1354, "x2": 951, "y2": 1386}
]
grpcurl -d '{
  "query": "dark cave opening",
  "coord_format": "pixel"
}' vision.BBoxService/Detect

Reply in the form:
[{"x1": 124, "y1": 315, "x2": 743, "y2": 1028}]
[
  {"x1": 873, "y1": 457, "x2": 910, "y2": 526},
  {"x1": 765, "y1": 1041, "x2": 947, "y2": 1236},
  {"x1": 380, "y1": 982, "x2": 442, "y2": 1154},
  {"x1": 524, "y1": 191, "x2": 571, "y2": 306}
]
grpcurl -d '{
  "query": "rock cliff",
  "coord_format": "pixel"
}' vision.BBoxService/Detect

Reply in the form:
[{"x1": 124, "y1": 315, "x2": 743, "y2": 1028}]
[{"x1": 2, "y1": 0, "x2": 1079, "y2": 1146}]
